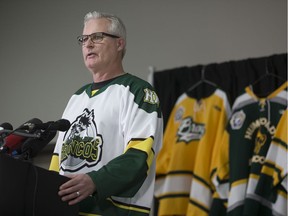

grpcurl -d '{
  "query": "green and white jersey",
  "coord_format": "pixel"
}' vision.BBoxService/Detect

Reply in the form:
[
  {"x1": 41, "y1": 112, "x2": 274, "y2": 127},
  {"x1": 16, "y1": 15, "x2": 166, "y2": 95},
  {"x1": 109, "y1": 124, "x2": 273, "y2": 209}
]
[
  {"x1": 213, "y1": 81, "x2": 287, "y2": 216},
  {"x1": 254, "y1": 109, "x2": 287, "y2": 216},
  {"x1": 49, "y1": 73, "x2": 163, "y2": 216}
]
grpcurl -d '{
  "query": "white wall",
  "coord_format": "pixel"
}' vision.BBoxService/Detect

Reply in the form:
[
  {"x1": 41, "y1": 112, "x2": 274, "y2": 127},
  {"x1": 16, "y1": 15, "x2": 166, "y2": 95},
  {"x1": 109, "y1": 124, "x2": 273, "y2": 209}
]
[{"x1": 0, "y1": 0, "x2": 286, "y2": 128}]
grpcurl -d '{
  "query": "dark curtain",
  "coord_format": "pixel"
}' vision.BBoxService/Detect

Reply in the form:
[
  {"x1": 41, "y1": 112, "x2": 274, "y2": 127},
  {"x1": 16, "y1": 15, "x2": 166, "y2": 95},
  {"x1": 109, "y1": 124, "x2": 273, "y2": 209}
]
[{"x1": 153, "y1": 53, "x2": 287, "y2": 129}]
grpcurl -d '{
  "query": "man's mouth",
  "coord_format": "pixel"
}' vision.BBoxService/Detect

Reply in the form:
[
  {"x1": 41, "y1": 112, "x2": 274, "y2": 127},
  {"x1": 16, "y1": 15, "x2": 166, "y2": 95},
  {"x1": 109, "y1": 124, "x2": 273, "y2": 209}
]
[{"x1": 87, "y1": 52, "x2": 97, "y2": 58}]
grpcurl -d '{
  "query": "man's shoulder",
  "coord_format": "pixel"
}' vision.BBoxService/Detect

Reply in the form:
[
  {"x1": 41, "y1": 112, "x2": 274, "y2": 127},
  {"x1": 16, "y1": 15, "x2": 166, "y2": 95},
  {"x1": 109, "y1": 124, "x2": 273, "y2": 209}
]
[
  {"x1": 74, "y1": 83, "x2": 92, "y2": 95},
  {"x1": 116, "y1": 73, "x2": 153, "y2": 90}
]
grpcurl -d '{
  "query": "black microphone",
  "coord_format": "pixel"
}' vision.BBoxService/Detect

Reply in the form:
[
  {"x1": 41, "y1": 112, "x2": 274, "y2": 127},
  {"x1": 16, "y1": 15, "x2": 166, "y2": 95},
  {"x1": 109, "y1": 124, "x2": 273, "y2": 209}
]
[
  {"x1": 19, "y1": 119, "x2": 70, "y2": 159},
  {"x1": 0, "y1": 122, "x2": 13, "y2": 132},
  {"x1": 0, "y1": 118, "x2": 43, "y2": 154},
  {"x1": 15, "y1": 118, "x2": 43, "y2": 132},
  {"x1": 20, "y1": 130, "x2": 57, "y2": 159},
  {"x1": 46, "y1": 119, "x2": 71, "y2": 132},
  {"x1": 18, "y1": 119, "x2": 70, "y2": 132},
  {"x1": 0, "y1": 122, "x2": 13, "y2": 147}
]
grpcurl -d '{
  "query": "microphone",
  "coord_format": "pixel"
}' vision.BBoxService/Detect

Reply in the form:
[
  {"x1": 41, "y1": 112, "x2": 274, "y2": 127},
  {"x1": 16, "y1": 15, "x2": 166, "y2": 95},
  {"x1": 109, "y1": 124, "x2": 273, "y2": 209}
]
[
  {"x1": 0, "y1": 118, "x2": 43, "y2": 155},
  {"x1": 20, "y1": 130, "x2": 57, "y2": 159},
  {"x1": 20, "y1": 119, "x2": 70, "y2": 159},
  {"x1": 0, "y1": 122, "x2": 13, "y2": 147},
  {"x1": 0, "y1": 134, "x2": 27, "y2": 154},
  {"x1": 16, "y1": 118, "x2": 43, "y2": 132},
  {"x1": 47, "y1": 119, "x2": 71, "y2": 131},
  {"x1": 17, "y1": 119, "x2": 70, "y2": 132},
  {"x1": 0, "y1": 122, "x2": 13, "y2": 132}
]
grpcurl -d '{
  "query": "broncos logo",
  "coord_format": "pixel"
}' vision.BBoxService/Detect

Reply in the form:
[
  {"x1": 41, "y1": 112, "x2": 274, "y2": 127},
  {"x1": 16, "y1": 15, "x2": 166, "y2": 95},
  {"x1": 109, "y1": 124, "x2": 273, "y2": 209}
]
[
  {"x1": 66, "y1": 108, "x2": 95, "y2": 140},
  {"x1": 60, "y1": 108, "x2": 103, "y2": 172},
  {"x1": 177, "y1": 117, "x2": 205, "y2": 143}
]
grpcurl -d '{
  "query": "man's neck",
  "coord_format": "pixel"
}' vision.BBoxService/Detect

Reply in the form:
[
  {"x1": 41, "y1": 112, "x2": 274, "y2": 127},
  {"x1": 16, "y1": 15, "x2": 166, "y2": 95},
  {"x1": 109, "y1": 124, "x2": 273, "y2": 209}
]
[{"x1": 91, "y1": 65, "x2": 125, "y2": 82}]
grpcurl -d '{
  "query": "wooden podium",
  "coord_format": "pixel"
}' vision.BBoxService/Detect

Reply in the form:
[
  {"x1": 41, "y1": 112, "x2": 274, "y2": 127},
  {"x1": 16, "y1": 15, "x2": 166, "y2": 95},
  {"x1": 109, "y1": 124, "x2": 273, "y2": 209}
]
[{"x1": 0, "y1": 153, "x2": 79, "y2": 216}]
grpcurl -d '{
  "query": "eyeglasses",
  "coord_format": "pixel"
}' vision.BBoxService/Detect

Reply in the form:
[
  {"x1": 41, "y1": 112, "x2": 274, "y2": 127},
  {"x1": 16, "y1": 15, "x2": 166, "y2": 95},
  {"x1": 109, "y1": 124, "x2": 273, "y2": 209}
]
[{"x1": 77, "y1": 32, "x2": 120, "y2": 45}]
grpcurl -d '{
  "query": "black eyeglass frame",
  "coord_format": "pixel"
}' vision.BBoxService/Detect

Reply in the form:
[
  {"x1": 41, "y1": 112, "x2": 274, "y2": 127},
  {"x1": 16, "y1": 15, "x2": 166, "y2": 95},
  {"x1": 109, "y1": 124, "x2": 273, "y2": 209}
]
[{"x1": 77, "y1": 32, "x2": 120, "y2": 45}]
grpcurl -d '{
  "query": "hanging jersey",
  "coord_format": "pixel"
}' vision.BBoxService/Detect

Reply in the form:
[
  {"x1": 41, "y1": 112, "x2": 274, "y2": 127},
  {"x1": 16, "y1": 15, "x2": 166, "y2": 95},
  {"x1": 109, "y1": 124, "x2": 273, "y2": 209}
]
[
  {"x1": 212, "y1": 81, "x2": 287, "y2": 216},
  {"x1": 186, "y1": 89, "x2": 231, "y2": 216},
  {"x1": 155, "y1": 88, "x2": 230, "y2": 215},
  {"x1": 250, "y1": 108, "x2": 287, "y2": 216},
  {"x1": 49, "y1": 73, "x2": 163, "y2": 216},
  {"x1": 209, "y1": 129, "x2": 230, "y2": 216}
]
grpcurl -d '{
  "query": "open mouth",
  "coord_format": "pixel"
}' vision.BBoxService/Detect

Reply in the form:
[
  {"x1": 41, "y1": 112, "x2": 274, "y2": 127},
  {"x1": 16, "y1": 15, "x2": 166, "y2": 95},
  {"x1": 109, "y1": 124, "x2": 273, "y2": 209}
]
[{"x1": 87, "y1": 52, "x2": 96, "y2": 58}]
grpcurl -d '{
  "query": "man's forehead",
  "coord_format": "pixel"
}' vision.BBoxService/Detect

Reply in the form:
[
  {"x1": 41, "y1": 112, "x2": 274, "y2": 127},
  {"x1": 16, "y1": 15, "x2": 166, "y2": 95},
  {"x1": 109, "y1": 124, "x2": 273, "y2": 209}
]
[{"x1": 83, "y1": 18, "x2": 109, "y2": 33}]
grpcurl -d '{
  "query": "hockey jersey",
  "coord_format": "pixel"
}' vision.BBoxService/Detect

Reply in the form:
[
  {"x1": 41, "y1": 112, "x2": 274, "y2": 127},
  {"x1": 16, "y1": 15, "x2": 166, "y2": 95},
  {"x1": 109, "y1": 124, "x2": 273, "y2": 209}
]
[
  {"x1": 49, "y1": 73, "x2": 163, "y2": 216},
  {"x1": 212, "y1": 81, "x2": 288, "y2": 216},
  {"x1": 186, "y1": 90, "x2": 231, "y2": 216},
  {"x1": 251, "y1": 108, "x2": 287, "y2": 216},
  {"x1": 155, "y1": 88, "x2": 231, "y2": 215}
]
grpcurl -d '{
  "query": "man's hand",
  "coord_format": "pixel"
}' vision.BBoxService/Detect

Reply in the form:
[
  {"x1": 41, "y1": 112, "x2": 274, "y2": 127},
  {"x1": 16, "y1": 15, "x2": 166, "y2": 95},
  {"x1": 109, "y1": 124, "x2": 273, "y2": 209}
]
[{"x1": 58, "y1": 173, "x2": 96, "y2": 205}]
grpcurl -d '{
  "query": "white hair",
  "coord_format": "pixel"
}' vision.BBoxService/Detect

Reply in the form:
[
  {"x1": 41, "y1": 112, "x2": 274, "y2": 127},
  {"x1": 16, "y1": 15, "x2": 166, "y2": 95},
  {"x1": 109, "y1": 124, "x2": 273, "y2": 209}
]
[{"x1": 84, "y1": 11, "x2": 127, "y2": 58}]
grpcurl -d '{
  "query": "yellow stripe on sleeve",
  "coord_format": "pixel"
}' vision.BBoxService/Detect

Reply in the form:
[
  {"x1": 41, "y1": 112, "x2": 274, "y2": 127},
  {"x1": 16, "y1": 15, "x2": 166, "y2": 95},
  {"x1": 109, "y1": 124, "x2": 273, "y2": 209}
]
[
  {"x1": 49, "y1": 154, "x2": 60, "y2": 172},
  {"x1": 125, "y1": 137, "x2": 155, "y2": 169}
]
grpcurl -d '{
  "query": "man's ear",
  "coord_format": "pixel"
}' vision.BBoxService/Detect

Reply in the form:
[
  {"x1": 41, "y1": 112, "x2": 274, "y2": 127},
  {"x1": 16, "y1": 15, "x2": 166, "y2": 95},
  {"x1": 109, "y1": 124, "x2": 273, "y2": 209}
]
[{"x1": 117, "y1": 38, "x2": 125, "y2": 51}]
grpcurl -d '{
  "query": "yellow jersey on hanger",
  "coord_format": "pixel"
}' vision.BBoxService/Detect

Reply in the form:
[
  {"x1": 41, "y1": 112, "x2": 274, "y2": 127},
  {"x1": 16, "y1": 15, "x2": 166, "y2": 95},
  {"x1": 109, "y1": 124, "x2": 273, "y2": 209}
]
[{"x1": 155, "y1": 88, "x2": 231, "y2": 216}]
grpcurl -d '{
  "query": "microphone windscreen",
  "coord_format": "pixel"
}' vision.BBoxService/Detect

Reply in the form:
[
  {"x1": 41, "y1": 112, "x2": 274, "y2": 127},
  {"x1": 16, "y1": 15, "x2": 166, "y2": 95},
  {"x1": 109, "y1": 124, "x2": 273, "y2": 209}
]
[
  {"x1": 55, "y1": 119, "x2": 71, "y2": 132},
  {"x1": 3, "y1": 134, "x2": 27, "y2": 153},
  {"x1": 21, "y1": 130, "x2": 57, "y2": 158},
  {"x1": 20, "y1": 118, "x2": 43, "y2": 132},
  {"x1": 0, "y1": 122, "x2": 13, "y2": 131}
]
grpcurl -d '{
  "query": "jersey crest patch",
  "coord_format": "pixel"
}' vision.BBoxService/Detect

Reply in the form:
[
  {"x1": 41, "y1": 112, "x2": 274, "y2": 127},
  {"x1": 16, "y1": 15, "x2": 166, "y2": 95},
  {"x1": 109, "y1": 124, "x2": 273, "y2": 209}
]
[
  {"x1": 230, "y1": 110, "x2": 245, "y2": 130},
  {"x1": 175, "y1": 107, "x2": 185, "y2": 122},
  {"x1": 60, "y1": 108, "x2": 103, "y2": 172},
  {"x1": 143, "y1": 88, "x2": 160, "y2": 106}
]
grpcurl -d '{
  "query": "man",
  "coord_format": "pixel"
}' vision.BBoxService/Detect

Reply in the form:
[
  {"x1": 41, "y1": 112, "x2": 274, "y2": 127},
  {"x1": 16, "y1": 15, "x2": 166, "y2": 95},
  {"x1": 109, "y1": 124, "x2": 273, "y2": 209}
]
[{"x1": 49, "y1": 11, "x2": 163, "y2": 216}]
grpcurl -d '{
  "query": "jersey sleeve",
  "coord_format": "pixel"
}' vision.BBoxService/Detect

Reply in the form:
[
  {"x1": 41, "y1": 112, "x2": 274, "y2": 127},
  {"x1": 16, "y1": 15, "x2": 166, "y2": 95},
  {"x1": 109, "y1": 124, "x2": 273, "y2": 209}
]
[
  {"x1": 49, "y1": 136, "x2": 63, "y2": 172},
  {"x1": 49, "y1": 154, "x2": 60, "y2": 172},
  {"x1": 88, "y1": 83, "x2": 163, "y2": 202},
  {"x1": 87, "y1": 137, "x2": 155, "y2": 199}
]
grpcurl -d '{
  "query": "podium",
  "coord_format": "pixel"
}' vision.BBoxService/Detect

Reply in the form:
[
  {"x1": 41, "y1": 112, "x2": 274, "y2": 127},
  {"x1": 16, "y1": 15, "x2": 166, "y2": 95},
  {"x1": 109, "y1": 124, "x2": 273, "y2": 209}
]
[{"x1": 0, "y1": 153, "x2": 79, "y2": 216}]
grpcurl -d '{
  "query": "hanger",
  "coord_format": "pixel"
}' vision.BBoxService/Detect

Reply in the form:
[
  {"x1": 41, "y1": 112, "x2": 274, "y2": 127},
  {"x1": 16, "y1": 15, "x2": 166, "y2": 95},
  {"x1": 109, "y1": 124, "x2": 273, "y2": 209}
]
[
  {"x1": 250, "y1": 57, "x2": 286, "y2": 97},
  {"x1": 250, "y1": 58, "x2": 286, "y2": 86},
  {"x1": 251, "y1": 57, "x2": 286, "y2": 87},
  {"x1": 187, "y1": 65, "x2": 217, "y2": 92}
]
